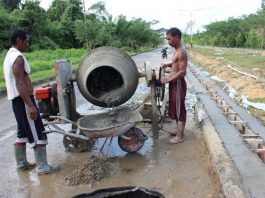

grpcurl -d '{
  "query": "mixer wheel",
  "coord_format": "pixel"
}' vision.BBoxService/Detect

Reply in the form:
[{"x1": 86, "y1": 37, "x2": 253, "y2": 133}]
[{"x1": 118, "y1": 127, "x2": 146, "y2": 153}]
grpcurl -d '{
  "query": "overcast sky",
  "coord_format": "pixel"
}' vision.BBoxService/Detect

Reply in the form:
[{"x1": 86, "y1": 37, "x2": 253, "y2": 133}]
[{"x1": 40, "y1": 0, "x2": 262, "y2": 33}]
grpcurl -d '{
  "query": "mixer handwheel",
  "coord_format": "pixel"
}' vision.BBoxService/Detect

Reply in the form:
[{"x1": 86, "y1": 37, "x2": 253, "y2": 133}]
[{"x1": 150, "y1": 68, "x2": 165, "y2": 138}]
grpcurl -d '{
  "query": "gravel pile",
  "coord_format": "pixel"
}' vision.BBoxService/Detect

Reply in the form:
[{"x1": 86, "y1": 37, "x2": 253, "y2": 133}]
[{"x1": 64, "y1": 154, "x2": 112, "y2": 186}]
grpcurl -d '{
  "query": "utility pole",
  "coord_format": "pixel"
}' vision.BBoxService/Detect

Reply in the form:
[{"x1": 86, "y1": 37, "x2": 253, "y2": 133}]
[
  {"x1": 82, "y1": 0, "x2": 89, "y2": 49},
  {"x1": 179, "y1": 8, "x2": 211, "y2": 48},
  {"x1": 189, "y1": 11, "x2": 193, "y2": 48}
]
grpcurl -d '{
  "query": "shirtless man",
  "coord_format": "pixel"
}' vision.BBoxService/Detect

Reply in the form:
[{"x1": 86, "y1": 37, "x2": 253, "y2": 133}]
[{"x1": 160, "y1": 27, "x2": 188, "y2": 144}]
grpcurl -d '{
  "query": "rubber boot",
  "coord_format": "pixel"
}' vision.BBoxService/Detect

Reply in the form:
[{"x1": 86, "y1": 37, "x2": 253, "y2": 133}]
[
  {"x1": 14, "y1": 144, "x2": 35, "y2": 170},
  {"x1": 34, "y1": 146, "x2": 60, "y2": 175}
]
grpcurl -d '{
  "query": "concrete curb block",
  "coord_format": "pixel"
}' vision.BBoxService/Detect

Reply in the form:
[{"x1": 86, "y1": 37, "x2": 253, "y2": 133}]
[{"x1": 195, "y1": 105, "x2": 248, "y2": 198}]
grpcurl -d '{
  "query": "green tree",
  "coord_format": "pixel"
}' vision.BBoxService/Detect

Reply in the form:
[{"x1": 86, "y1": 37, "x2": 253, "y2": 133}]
[
  {"x1": 236, "y1": 32, "x2": 245, "y2": 47},
  {"x1": 61, "y1": 0, "x2": 83, "y2": 22},
  {"x1": 15, "y1": 1, "x2": 49, "y2": 50},
  {"x1": 59, "y1": 0, "x2": 83, "y2": 48},
  {"x1": 88, "y1": 1, "x2": 110, "y2": 22},
  {"x1": 0, "y1": 0, "x2": 21, "y2": 11},
  {"x1": 0, "y1": 6, "x2": 18, "y2": 50},
  {"x1": 47, "y1": 0, "x2": 68, "y2": 21},
  {"x1": 246, "y1": 29, "x2": 260, "y2": 48}
]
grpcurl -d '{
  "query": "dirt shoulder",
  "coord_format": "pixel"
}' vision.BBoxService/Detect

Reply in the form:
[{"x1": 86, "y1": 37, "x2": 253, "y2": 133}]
[{"x1": 188, "y1": 46, "x2": 265, "y2": 124}]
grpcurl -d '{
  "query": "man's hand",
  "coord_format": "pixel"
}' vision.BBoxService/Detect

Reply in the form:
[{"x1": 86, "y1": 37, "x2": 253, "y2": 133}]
[
  {"x1": 161, "y1": 77, "x2": 170, "y2": 84},
  {"x1": 160, "y1": 63, "x2": 168, "y2": 69},
  {"x1": 27, "y1": 105, "x2": 38, "y2": 120}
]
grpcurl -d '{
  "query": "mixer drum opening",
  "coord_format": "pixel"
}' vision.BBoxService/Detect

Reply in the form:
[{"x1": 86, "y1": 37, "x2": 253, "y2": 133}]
[
  {"x1": 76, "y1": 46, "x2": 139, "y2": 107},
  {"x1": 87, "y1": 66, "x2": 123, "y2": 99}
]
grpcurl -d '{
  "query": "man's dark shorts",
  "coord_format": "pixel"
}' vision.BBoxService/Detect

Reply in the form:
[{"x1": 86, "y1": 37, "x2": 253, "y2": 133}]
[{"x1": 12, "y1": 95, "x2": 47, "y2": 147}]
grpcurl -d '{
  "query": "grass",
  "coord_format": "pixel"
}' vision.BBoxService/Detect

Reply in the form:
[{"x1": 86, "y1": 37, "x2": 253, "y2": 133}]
[
  {"x1": 249, "y1": 98, "x2": 265, "y2": 103},
  {"x1": 190, "y1": 46, "x2": 265, "y2": 73}
]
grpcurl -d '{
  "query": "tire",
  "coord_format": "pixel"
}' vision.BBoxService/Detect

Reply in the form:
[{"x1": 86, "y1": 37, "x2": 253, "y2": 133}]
[{"x1": 118, "y1": 127, "x2": 146, "y2": 153}]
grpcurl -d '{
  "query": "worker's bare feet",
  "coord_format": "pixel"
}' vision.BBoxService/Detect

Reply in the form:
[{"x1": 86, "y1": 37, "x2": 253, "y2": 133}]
[{"x1": 166, "y1": 136, "x2": 184, "y2": 144}]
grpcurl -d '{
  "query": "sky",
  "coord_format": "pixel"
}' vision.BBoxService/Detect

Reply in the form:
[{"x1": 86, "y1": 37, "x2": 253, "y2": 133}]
[{"x1": 40, "y1": 0, "x2": 262, "y2": 33}]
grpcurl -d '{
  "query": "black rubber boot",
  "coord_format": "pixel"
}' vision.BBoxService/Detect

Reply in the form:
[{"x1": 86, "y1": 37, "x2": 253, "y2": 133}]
[
  {"x1": 14, "y1": 144, "x2": 35, "y2": 170},
  {"x1": 34, "y1": 146, "x2": 60, "y2": 175}
]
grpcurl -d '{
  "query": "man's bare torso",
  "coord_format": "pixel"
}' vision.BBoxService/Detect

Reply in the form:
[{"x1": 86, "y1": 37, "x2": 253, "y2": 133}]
[{"x1": 170, "y1": 47, "x2": 187, "y2": 77}]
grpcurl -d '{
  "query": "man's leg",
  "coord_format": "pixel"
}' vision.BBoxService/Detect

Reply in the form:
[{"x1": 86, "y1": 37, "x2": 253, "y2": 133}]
[
  {"x1": 14, "y1": 142, "x2": 36, "y2": 170},
  {"x1": 167, "y1": 121, "x2": 185, "y2": 144},
  {"x1": 13, "y1": 100, "x2": 35, "y2": 171},
  {"x1": 34, "y1": 145, "x2": 60, "y2": 175},
  {"x1": 167, "y1": 78, "x2": 186, "y2": 144}
]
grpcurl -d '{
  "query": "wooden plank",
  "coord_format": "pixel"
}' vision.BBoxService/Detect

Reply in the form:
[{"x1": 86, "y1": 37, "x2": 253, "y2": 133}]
[
  {"x1": 227, "y1": 65, "x2": 258, "y2": 80},
  {"x1": 223, "y1": 112, "x2": 237, "y2": 115},
  {"x1": 228, "y1": 120, "x2": 246, "y2": 124},
  {"x1": 242, "y1": 134, "x2": 260, "y2": 137}
]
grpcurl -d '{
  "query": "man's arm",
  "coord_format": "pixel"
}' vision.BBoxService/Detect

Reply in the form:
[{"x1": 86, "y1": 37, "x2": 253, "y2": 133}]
[
  {"x1": 13, "y1": 56, "x2": 38, "y2": 120},
  {"x1": 160, "y1": 63, "x2": 172, "y2": 68}
]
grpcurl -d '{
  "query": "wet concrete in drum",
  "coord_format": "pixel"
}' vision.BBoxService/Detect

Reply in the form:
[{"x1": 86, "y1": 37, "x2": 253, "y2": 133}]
[{"x1": 0, "y1": 82, "x2": 223, "y2": 198}]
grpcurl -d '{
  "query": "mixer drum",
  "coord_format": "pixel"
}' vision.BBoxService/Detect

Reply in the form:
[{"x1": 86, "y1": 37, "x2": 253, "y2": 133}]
[{"x1": 77, "y1": 47, "x2": 139, "y2": 107}]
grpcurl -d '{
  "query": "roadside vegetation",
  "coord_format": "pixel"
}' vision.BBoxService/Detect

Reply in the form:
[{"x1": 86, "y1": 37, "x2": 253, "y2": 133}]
[
  {"x1": 190, "y1": 47, "x2": 265, "y2": 75},
  {"x1": 185, "y1": 2, "x2": 265, "y2": 124},
  {"x1": 191, "y1": 3, "x2": 265, "y2": 49},
  {"x1": 189, "y1": 46, "x2": 265, "y2": 124},
  {"x1": 0, "y1": 0, "x2": 163, "y2": 50}
]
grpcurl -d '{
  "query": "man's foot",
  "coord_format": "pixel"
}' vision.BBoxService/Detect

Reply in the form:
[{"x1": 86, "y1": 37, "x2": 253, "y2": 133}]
[{"x1": 166, "y1": 136, "x2": 184, "y2": 144}]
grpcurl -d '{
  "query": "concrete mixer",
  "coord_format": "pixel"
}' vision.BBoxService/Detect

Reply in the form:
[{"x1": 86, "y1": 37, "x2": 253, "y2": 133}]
[{"x1": 34, "y1": 47, "x2": 165, "y2": 152}]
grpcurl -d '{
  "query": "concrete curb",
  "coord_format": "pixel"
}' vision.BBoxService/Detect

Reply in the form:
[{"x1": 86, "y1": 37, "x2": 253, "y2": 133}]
[{"x1": 195, "y1": 104, "x2": 248, "y2": 198}]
